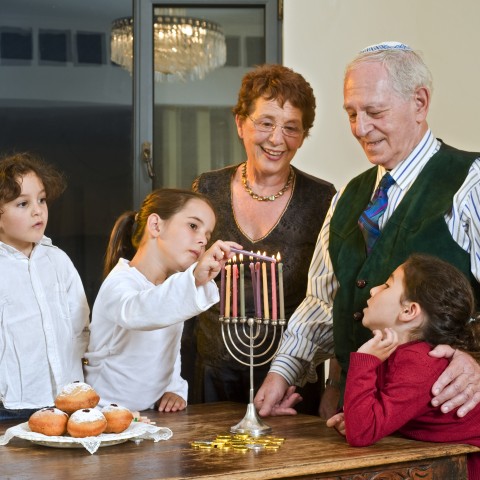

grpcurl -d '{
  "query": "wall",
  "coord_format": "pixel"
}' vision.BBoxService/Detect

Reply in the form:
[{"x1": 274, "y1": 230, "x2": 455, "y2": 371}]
[{"x1": 283, "y1": 0, "x2": 480, "y2": 189}]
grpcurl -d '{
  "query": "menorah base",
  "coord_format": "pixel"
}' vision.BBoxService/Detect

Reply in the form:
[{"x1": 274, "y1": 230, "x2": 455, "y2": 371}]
[{"x1": 230, "y1": 403, "x2": 272, "y2": 436}]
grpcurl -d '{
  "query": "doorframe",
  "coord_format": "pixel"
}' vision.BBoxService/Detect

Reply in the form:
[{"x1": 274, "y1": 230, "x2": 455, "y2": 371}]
[{"x1": 132, "y1": 0, "x2": 282, "y2": 207}]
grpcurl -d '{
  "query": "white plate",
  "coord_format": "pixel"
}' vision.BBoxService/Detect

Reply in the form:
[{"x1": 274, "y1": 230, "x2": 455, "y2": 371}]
[
  {"x1": 29, "y1": 437, "x2": 130, "y2": 449},
  {"x1": 12, "y1": 422, "x2": 145, "y2": 450},
  {"x1": 1, "y1": 421, "x2": 172, "y2": 454}
]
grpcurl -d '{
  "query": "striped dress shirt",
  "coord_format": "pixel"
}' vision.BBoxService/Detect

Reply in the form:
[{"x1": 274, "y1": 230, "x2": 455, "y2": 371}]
[{"x1": 270, "y1": 130, "x2": 480, "y2": 386}]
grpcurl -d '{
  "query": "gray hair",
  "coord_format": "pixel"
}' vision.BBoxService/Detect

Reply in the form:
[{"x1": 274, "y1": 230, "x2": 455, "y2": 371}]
[{"x1": 345, "y1": 47, "x2": 433, "y2": 100}]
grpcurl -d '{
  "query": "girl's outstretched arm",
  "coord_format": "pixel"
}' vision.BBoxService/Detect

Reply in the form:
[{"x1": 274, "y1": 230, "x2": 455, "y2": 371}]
[{"x1": 194, "y1": 240, "x2": 243, "y2": 286}]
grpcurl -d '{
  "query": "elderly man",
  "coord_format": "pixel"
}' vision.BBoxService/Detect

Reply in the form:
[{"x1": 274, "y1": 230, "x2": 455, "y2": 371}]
[{"x1": 254, "y1": 41, "x2": 480, "y2": 420}]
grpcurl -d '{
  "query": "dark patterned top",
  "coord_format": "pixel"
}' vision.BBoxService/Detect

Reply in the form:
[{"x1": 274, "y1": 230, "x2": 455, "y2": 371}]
[{"x1": 193, "y1": 164, "x2": 335, "y2": 370}]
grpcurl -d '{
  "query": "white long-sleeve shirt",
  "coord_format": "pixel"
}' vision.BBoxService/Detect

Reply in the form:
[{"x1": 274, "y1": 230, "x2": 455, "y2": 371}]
[
  {"x1": 84, "y1": 259, "x2": 219, "y2": 411},
  {"x1": 0, "y1": 237, "x2": 90, "y2": 409},
  {"x1": 270, "y1": 131, "x2": 480, "y2": 386}
]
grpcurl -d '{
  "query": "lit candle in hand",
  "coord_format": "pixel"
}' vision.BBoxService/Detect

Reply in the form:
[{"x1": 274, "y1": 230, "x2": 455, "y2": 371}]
[
  {"x1": 277, "y1": 253, "x2": 285, "y2": 320},
  {"x1": 271, "y1": 256, "x2": 277, "y2": 321},
  {"x1": 262, "y1": 258, "x2": 269, "y2": 320},
  {"x1": 225, "y1": 262, "x2": 231, "y2": 319},
  {"x1": 239, "y1": 254, "x2": 245, "y2": 318}
]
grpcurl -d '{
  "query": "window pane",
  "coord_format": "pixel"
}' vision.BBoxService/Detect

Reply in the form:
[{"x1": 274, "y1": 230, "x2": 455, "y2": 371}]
[
  {"x1": 152, "y1": 7, "x2": 265, "y2": 189},
  {"x1": 0, "y1": 0, "x2": 133, "y2": 305}
]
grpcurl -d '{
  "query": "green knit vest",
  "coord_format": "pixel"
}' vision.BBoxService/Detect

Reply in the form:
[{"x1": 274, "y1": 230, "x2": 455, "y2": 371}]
[{"x1": 329, "y1": 142, "x2": 480, "y2": 395}]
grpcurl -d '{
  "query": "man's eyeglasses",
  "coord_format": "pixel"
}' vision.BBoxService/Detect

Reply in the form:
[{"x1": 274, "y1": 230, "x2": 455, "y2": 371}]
[{"x1": 247, "y1": 115, "x2": 304, "y2": 138}]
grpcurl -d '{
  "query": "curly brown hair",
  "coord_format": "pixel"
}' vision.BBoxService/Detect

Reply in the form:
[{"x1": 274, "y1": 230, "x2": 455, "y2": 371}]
[
  {"x1": 0, "y1": 152, "x2": 66, "y2": 208},
  {"x1": 232, "y1": 64, "x2": 316, "y2": 137},
  {"x1": 402, "y1": 254, "x2": 480, "y2": 351}
]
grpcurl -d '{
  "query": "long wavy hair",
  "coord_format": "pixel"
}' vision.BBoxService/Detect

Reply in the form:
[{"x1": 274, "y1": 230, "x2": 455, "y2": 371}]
[{"x1": 103, "y1": 188, "x2": 215, "y2": 278}]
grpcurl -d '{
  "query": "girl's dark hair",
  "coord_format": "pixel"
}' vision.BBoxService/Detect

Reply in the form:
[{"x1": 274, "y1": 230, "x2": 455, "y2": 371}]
[
  {"x1": 232, "y1": 64, "x2": 316, "y2": 137},
  {"x1": 402, "y1": 253, "x2": 480, "y2": 351},
  {"x1": 103, "y1": 188, "x2": 215, "y2": 278},
  {"x1": 0, "y1": 152, "x2": 66, "y2": 208}
]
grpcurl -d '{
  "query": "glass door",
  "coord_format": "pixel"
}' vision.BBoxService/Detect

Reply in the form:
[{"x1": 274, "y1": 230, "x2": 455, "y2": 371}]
[{"x1": 134, "y1": 0, "x2": 281, "y2": 197}]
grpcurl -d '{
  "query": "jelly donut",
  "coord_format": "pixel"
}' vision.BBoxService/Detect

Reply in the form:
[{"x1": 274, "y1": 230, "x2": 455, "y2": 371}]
[
  {"x1": 101, "y1": 404, "x2": 134, "y2": 433},
  {"x1": 55, "y1": 381, "x2": 100, "y2": 414},
  {"x1": 28, "y1": 407, "x2": 68, "y2": 436},
  {"x1": 67, "y1": 408, "x2": 107, "y2": 438}
]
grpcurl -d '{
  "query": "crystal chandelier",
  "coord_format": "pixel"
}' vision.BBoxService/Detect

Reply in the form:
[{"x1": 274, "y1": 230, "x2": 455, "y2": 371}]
[{"x1": 110, "y1": 9, "x2": 227, "y2": 82}]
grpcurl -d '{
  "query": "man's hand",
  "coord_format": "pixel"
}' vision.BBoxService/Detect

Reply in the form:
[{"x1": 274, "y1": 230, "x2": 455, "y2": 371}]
[
  {"x1": 429, "y1": 345, "x2": 480, "y2": 417},
  {"x1": 254, "y1": 372, "x2": 302, "y2": 417}
]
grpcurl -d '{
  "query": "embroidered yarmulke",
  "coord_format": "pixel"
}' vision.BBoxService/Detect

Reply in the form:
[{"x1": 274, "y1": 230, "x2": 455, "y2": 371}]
[{"x1": 360, "y1": 41, "x2": 412, "y2": 53}]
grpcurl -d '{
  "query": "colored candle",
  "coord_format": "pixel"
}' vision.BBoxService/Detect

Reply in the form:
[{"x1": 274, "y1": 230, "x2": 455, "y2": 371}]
[
  {"x1": 219, "y1": 264, "x2": 225, "y2": 317},
  {"x1": 225, "y1": 264, "x2": 231, "y2": 318},
  {"x1": 255, "y1": 261, "x2": 262, "y2": 318},
  {"x1": 278, "y1": 260, "x2": 285, "y2": 320},
  {"x1": 239, "y1": 256, "x2": 245, "y2": 318},
  {"x1": 250, "y1": 260, "x2": 257, "y2": 317},
  {"x1": 232, "y1": 262, "x2": 238, "y2": 318},
  {"x1": 271, "y1": 258, "x2": 277, "y2": 321},
  {"x1": 262, "y1": 261, "x2": 269, "y2": 319}
]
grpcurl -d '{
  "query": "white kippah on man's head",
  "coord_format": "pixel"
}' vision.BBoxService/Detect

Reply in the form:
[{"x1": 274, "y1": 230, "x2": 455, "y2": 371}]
[{"x1": 359, "y1": 41, "x2": 413, "y2": 53}]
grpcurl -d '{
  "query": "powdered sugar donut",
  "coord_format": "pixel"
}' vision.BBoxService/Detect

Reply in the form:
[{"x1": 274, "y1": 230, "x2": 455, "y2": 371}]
[
  {"x1": 67, "y1": 408, "x2": 107, "y2": 437},
  {"x1": 55, "y1": 381, "x2": 100, "y2": 414},
  {"x1": 28, "y1": 407, "x2": 68, "y2": 436},
  {"x1": 101, "y1": 404, "x2": 134, "y2": 433}
]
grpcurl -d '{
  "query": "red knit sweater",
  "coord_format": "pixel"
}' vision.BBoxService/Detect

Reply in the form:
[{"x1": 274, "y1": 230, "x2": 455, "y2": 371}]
[{"x1": 344, "y1": 341, "x2": 480, "y2": 479}]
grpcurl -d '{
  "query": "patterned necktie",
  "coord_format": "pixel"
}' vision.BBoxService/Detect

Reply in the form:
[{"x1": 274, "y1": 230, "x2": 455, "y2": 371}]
[{"x1": 358, "y1": 172, "x2": 395, "y2": 255}]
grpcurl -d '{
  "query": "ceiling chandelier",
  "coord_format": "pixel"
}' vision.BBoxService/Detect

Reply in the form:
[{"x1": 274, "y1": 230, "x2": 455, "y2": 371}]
[{"x1": 111, "y1": 9, "x2": 227, "y2": 82}]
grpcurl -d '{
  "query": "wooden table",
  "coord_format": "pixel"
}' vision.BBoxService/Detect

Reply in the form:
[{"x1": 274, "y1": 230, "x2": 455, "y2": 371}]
[{"x1": 0, "y1": 402, "x2": 477, "y2": 479}]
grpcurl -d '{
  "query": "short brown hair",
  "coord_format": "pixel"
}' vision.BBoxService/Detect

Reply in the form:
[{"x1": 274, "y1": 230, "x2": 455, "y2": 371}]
[{"x1": 232, "y1": 64, "x2": 316, "y2": 137}]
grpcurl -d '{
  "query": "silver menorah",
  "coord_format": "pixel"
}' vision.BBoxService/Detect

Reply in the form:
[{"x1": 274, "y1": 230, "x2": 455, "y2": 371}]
[{"x1": 219, "y1": 248, "x2": 286, "y2": 436}]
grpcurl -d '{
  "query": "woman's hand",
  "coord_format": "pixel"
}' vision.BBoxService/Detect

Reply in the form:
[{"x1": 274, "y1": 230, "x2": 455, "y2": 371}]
[
  {"x1": 194, "y1": 240, "x2": 243, "y2": 286},
  {"x1": 357, "y1": 328, "x2": 399, "y2": 361},
  {"x1": 156, "y1": 392, "x2": 187, "y2": 412},
  {"x1": 429, "y1": 346, "x2": 480, "y2": 417}
]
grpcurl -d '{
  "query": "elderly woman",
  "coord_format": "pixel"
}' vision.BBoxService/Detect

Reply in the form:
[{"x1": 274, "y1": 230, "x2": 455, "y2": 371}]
[{"x1": 186, "y1": 64, "x2": 335, "y2": 415}]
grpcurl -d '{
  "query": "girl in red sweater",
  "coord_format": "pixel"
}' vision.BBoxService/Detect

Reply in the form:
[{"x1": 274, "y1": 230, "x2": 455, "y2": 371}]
[{"x1": 327, "y1": 253, "x2": 480, "y2": 479}]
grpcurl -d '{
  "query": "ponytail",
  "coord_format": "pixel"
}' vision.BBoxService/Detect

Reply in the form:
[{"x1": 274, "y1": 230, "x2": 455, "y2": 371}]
[{"x1": 103, "y1": 211, "x2": 137, "y2": 278}]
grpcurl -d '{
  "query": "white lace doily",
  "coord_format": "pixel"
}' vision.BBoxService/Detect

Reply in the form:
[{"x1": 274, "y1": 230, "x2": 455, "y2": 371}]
[{"x1": 0, "y1": 421, "x2": 172, "y2": 454}]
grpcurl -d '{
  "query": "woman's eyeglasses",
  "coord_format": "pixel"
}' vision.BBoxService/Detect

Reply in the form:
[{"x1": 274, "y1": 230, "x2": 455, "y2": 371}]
[{"x1": 247, "y1": 115, "x2": 304, "y2": 138}]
